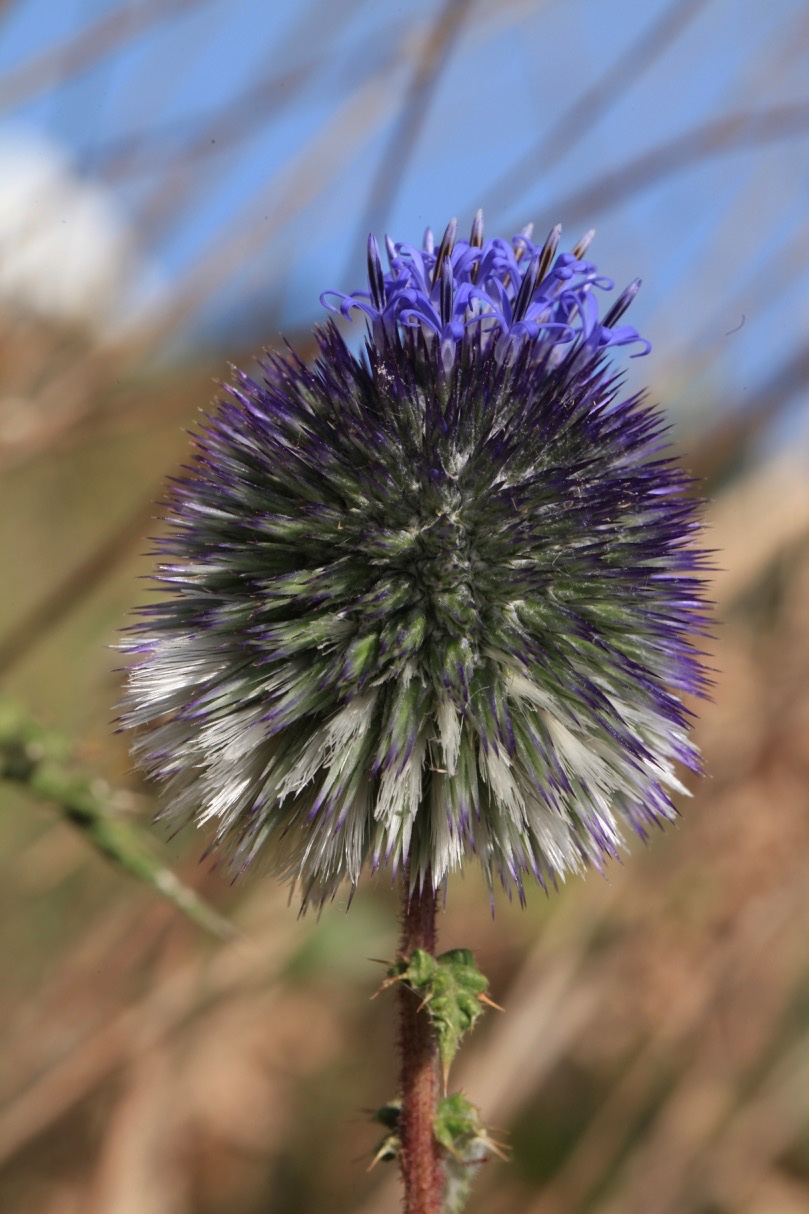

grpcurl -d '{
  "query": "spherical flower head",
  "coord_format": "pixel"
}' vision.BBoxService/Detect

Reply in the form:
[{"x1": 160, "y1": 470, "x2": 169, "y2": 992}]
[{"x1": 122, "y1": 213, "x2": 710, "y2": 910}]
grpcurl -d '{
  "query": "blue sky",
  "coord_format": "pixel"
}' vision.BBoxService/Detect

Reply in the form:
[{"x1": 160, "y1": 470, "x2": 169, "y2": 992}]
[{"x1": 2, "y1": 0, "x2": 808, "y2": 445}]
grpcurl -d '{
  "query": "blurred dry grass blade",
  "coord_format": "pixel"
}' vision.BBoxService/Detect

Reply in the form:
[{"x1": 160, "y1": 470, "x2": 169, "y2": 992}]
[
  {"x1": 124, "y1": 2, "x2": 385, "y2": 254},
  {"x1": 93, "y1": 55, "x2": 329, "y2": 182},
  {"x1": 525, "y1": 865, "x2": 809, "y2": 1213},
  {"x1": 0, "y1": 894, "x2": 301, "y2": 1170},
  {"x1": 483, "y1": 0, "x2": 715, "y2": 216},
  {"x1": 550, "y1": 99, "x2": 809, "y2": 228},
  {"x1": 689, "y1": 343, "x2": 809, "y2": 486},
  {"x1": 0, "y1": 0, "x2": 217, "y2": 109},
  {"x1": 89, "y1": 0, "x2": 376, "y2": 182},
  {"x1": 157, "y1": 70, "x2": 399, "y2": 336},
  {"x1": 0, "y1": 488, "x2": 160, "y2": 678},
  {"x1": 353, "y1": 0, "x2": 470, "y2": 253}
]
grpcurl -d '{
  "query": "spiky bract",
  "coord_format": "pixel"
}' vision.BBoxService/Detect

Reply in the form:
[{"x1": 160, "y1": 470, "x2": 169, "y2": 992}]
[{"x1": 123, "y1": 216, "x2": 708, "y2": 908}]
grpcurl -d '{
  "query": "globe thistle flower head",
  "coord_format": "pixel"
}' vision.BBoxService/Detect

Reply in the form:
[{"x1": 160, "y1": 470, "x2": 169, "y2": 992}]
[{"x1": 122, "y1": 213, "x2": 709, "y2": 910}]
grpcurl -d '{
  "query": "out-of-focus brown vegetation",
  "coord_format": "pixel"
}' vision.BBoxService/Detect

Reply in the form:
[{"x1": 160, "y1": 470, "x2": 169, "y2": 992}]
[{"x1": 2, "y1": 2, "x2": 809, "y2": 1212}]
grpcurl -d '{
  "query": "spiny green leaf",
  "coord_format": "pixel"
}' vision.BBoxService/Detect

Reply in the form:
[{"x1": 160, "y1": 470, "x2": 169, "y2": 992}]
[{"x1": 384, "y1": 947, "x2": 498, "y2": 1088}]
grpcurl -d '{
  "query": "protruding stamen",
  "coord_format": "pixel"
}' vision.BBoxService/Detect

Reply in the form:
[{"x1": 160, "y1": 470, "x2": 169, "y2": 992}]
[
  {"x1": 602, "y1": 278, "x2": 641, "y2": 327},
  {"x1": 571, "y1": 229, "x2": 596, "y2": 260},
  {"x1": 368, "y1": 235, "x2": 385, "y2": 309},
  {"x1": 432, "y1": 217, "x2": 458, "y2": 286},
  {"x1": 536, "y1": 225, "x2": 562, "y2": 285},
  {"x1": 423, "y1": 227, "x2": 435, "y2": 255},
  {"x1": 440, "y1": 255, "x2": 454, "y2": 326},
  {"x1": 385, "y1": 235, "x2": 397, "y2": 269},
  {"x1": 469, "y1": 209, "x2": 484, "y2": 284},
  {"x1": 512, "y1": 253, "x2": 542, "y2": 322}
]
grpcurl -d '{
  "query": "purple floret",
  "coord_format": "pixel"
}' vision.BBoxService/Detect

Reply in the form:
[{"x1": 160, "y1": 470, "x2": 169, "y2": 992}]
[{"x1": 322, "y1": 212, "x2": 651, "y2": 363}]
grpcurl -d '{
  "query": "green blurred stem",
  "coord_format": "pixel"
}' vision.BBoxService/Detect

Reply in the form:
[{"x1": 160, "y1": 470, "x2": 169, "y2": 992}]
[
  {"x1": 0, "y1": 703, "x2": 234, "y2": 940},
  {"x1": 398, "y1": 868, "x2": 443, "y2": 1214}
]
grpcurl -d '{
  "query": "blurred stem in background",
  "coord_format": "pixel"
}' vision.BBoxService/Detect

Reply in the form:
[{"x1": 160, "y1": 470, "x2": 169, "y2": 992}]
[{"x1": 0, "y1": 700, "x2": 234, "y2": 940}]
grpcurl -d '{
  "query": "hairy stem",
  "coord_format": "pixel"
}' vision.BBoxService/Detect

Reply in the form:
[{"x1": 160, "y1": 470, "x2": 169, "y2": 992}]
[{"x1": 398, "y1": 870, "x2": 443, "y2": 1214}]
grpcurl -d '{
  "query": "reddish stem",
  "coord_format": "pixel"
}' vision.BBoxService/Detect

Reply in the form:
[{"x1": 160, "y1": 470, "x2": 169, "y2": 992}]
[{"x1": 398, "y1": 871, "x2": 443, "y2": 1214}]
